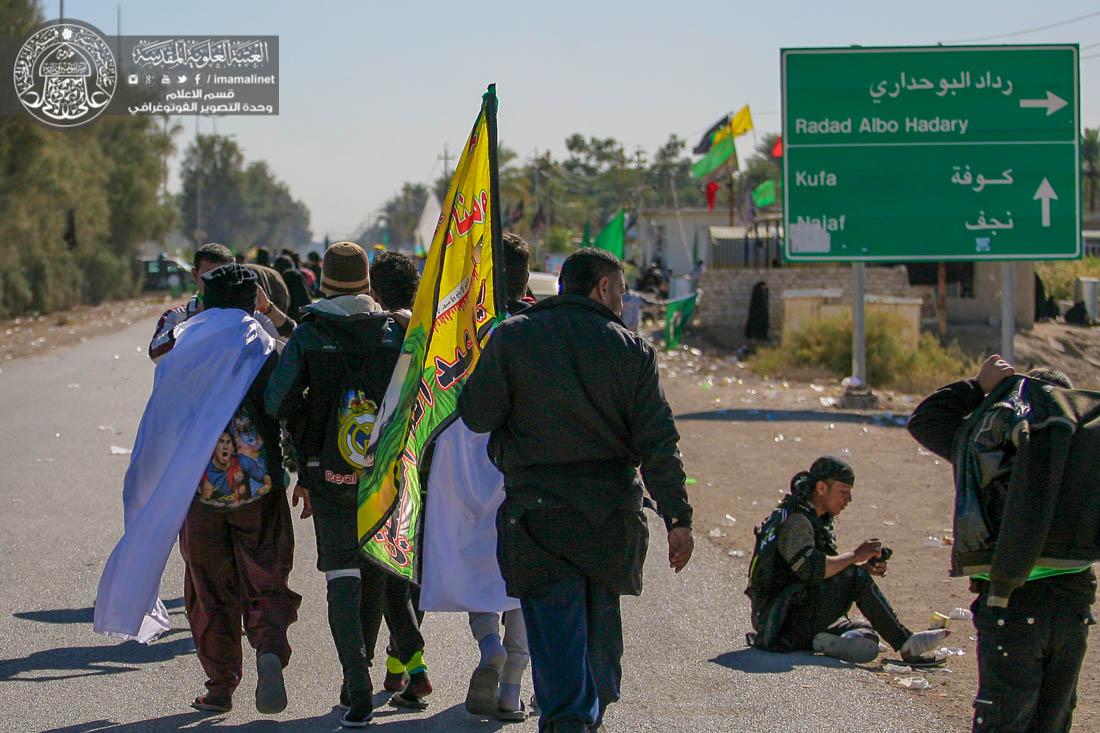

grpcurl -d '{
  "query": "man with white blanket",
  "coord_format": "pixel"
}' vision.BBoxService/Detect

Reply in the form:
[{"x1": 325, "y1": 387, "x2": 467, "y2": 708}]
[
  {"x1": 421, "y1": 233, "x2": 535, "y2": 721},
  {"x1": 94, "y1": 264, "x2": 301, "y2": 715}
]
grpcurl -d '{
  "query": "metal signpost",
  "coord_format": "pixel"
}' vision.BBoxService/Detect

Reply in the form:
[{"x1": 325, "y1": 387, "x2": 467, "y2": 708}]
[{"x1": 782, "y1": 45, "x2": 1080, "y2": 385}]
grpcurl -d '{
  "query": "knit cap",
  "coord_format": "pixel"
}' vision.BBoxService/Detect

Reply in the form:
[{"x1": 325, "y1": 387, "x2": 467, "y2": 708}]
[
  {"x1": 321, "y1": 241, "x2": 370, "y2": 296},
  {"x1": 202, "y1": 263, "x2": 258, "y2": 312}
]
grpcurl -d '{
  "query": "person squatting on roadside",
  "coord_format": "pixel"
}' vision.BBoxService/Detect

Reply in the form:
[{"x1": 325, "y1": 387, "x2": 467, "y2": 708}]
[
  {"x1": 420, "y1": 233, "x2": 535, "y2": 722},
  {"x1": 265, "y1": 242, "x2": 429, "y2": 727},
  {"x1": 746, "y1": 456, "x2": 948, "y2": 664},
  {"x1": 908, "y1": 355, "x2": 1100, "y2": 733},
  {"x1": 459, "y1": 247, "x2": 695, "y2": 733},
  {"x1": 148, "y1": 243, "x2": 293, "y2": 362}
]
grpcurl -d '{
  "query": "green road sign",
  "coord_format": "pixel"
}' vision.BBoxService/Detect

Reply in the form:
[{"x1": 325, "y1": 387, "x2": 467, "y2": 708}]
[{"x1": 781, "y1": 45, "x2": 1081, "y2": 262}]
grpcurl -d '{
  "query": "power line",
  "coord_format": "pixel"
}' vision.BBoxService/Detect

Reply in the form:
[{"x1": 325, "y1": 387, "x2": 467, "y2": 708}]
[{"x1": 945, "y1": 9, "x2": 1100, "y2": 43}]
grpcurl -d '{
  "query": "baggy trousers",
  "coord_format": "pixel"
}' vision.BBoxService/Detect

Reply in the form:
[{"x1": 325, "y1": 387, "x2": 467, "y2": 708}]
[
  {"x1": 521, "y1": 571, "x2": 622, "y2": 733},
  {"x1": 179, "y1": 491, "x2": 301, "y2": 699}
]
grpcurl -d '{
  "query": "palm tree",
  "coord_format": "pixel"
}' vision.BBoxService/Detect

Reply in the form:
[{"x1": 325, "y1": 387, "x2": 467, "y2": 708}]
[{"x1": 1082, "y1": 128, "x2": 1099, "y2": 214}]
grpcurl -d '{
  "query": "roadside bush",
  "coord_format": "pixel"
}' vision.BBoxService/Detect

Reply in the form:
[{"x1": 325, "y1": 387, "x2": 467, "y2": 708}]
[{"x1": 749, "y1": 311, "x2": 978, "y2": 394}]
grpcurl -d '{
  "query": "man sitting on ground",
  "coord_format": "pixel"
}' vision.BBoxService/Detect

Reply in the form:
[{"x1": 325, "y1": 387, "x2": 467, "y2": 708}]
[{"x1": 746, "y1": 456, "x2": 948, "y2": 663}]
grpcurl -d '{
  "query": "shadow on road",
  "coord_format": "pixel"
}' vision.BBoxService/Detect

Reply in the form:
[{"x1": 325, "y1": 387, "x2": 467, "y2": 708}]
[
  {"x1": 676, "y1": 408, "x2": 910, "y2": 427},
  {"x1": 41, "y1": 703, "x2": 516, "y2": 732},
  {"x1": 710, "y1": 647, "x2": 850, "y2": 674},
  {"x1": 13, "y1": 597, "x2": 185, "y2": 625},
  {"x1": 0, "y1": 630, "x2": 194, "y2": 683}
]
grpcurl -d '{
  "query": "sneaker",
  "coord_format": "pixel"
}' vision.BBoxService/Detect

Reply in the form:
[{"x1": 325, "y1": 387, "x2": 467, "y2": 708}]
[
  {"x1": 900, "y1": 629, "x2": 950, "y2": 661},
  {"x1": 340, "y1": 704, "x2": 374, "y2": 728},
  {"x1": 255, "y1": 653, "x2": 288, "y2": 715},
  {"x1": 812, "y1": 631, "x2": 880, "y2": 663},
  {"x1": 339, "y1": 680, "x2": 350, "y2": 710}
]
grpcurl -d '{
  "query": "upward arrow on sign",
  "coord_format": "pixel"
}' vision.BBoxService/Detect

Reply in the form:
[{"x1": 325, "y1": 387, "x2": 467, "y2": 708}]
[
  {"x1": 1018, "y1": 91, "x2": 1068, "y2": 116},
  {"x1": 1033, "y1": 178, "x2": 1058, "y2": 227}
]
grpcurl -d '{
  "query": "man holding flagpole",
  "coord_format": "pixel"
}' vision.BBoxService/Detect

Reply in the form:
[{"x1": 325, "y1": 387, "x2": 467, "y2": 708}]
[{"x1": 460, "y1": 247, "x2": 695, "y2": 733}]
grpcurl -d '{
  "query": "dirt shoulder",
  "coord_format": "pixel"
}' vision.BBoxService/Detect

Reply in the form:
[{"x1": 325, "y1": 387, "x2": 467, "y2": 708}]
[
  {"x1": 659, "y1": 344, "x2": 1098, "y2": 732},
  {"x1": 0, "y1": 295, "x2": 179, "y2": 363}
]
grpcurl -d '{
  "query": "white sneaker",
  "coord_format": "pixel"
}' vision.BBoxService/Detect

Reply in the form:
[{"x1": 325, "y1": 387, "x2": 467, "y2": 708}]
[{"x1": 900, "y1": 629, "x2": 950, "y2": 660}]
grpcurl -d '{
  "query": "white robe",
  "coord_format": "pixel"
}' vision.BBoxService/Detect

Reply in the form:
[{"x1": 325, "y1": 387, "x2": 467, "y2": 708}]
[
  {"x1": 93, "y1": 308, "x2": 274, "y2": 642},
  {"x1": 419, "y1": 419, "x2": 519, "y2": 613}
]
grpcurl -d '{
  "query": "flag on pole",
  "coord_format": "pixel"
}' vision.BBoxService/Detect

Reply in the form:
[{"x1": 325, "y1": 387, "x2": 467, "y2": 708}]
[
  {"x1": 712, "y1": 105, "x2": 754, "y2": 147},
  {"x1": 692, "y1": 114, "x2": 730, "y2": 155},
  {"x1": 357, "y1": 84, "x2": 506, "y2": 581},
  {"x1": 752, "y1": 179, "x2": 777, "y2": 208},
  {"x1": 691, "y1": 135, "x2": 736, "y2": 179},
  {"x1": 665, "y1": 293, "x2": 697, "y2": 350},
  {"x1": 580, "y1": 220, "x2": 591, "y2": 248},
  {"x1": 771, "y1": 136, "x2": 783, "y2": 158},
  {"x1": 594, "y1": 209, "x2": 625, "y2": 259}
]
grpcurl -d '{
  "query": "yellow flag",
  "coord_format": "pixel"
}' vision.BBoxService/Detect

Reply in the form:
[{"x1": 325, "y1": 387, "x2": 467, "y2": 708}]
[
  {"x1": 713, "y1": 104, "x2": 754, "y2": 146},
  {"x1": 357, "y1": 85, "x2": 504, "y2": 580}
]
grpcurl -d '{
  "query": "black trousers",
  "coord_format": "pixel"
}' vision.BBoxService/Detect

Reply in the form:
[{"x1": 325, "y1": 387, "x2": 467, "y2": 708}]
[
  {"x1": 971, "y1": 575, "x2": 1094, "y2": 733},
  {"x1": 781, "y1": 566, "x2": 911, "y2": 652},
  {"x1": 360, "y1": 560, "x2": 425, "y2": 666}
]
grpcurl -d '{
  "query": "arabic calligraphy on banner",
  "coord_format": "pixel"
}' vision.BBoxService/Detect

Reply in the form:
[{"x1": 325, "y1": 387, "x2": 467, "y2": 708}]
[{"x1": 356, "y1": 85, "x2": 504, "y2": 581}]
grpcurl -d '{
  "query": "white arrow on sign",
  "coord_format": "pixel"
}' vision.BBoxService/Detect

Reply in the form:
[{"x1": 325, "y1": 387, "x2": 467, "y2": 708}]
[
  {"x1": 1033, "y1": 178, "x2": 1058, "y2": 227},
  {"x1": 1018, "y1": 91, "x2": 1068, "y2": 116}
]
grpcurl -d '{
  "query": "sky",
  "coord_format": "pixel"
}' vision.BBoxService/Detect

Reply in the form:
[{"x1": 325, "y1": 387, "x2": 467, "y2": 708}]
[{"x1": 53, "y1": 0, "x2": 1100, "y2": 243}]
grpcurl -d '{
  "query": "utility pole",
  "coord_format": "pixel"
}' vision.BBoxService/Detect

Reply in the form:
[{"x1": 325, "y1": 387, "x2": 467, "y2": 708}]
[{"x1": 438, "y1": 143, "x2": 452, "y2": 180}]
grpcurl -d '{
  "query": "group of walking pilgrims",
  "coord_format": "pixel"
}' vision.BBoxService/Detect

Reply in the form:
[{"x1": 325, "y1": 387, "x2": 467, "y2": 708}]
[{"x1": 89, "y1": 234, "x2": 1099, "y2": 733}]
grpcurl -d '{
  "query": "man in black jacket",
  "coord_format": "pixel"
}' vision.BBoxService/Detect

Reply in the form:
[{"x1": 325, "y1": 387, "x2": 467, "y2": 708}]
[
  {"x1": 459, "y1": 247, "x2": 694, "y2": 733},
  {"x1": 265, "y1": 242, "x2": 408, "y2": 728},
  {"x1": 908, "y1": 355, "x2": 1097, "y2": 733}
]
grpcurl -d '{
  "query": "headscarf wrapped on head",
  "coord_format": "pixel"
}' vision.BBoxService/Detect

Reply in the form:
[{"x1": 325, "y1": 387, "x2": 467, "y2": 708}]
[
  {"x1": 788, "y1": 455, "x2": 855, "y2": 502},
  {"x1": 202, "y1": 263, "x2": 258, "y2": 313}
]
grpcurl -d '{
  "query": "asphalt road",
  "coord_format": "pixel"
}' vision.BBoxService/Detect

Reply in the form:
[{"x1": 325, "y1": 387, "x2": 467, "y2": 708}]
[{"x1": 0, "y1": 318, "x2": 952, "y2": 732}]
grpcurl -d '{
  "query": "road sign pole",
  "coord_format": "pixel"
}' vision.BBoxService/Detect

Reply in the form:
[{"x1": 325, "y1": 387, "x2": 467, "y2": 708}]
[
  {"x1": 1001, "y1": 261, "x2": 1015, "y2": 363},
  {"x1": 852, "y1": 262, "x2": 867, "y2": 386}
]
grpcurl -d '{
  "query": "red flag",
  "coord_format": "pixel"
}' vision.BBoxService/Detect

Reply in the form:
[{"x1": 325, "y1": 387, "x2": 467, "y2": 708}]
[
  {"x1": 771, "y1": 136, "x2": 783, "y2": 158},
  {"x1": 705, "y1": 181, "x2": 720, "y2": 211}
]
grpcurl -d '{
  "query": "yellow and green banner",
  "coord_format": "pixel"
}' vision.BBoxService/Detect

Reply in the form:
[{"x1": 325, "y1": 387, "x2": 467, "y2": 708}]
[{"x1": 357, "y1": 84, "x2": 505, "y2": 580}]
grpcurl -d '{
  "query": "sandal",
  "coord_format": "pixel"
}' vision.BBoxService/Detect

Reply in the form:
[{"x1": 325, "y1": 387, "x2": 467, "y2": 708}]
[
  {"x1": 191, "y1": 695, "x2": 232, "y2": 713},
  {"x1": 496, "y1": 701, "x2": 529, "y2": 721}
]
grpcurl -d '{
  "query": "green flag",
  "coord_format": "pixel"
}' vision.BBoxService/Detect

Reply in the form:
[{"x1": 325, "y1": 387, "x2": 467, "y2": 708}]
[
  {"x1": 664, "y1": 293, "x2": 697, "y2": 350},
  {"x1": 752, "y1": 179, "x2": 777, "y2": 207},
  {"x1": 580, "y1": 220, "x2": 591, "y2": 248},
  {"x1": 594, "y1": 209, "x2": 624, "y2": 259},
  {"x1": 691, "y1": 135, "x2": 736, "y2": 179}
]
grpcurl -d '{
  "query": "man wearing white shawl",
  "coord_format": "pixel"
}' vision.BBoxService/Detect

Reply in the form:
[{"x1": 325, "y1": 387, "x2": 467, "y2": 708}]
[{"x1": 94, "y1": 264, "x2": 300, "y2": 715}]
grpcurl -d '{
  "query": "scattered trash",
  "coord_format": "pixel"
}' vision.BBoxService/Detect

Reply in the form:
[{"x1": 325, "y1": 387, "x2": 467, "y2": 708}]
[
  {"x1": 685, "y1": 477, "x2": 698, "y2": 486},
  {"x1": 35, "y1": 458, "x2": 55, "y2": 463},
  {"x1": 895, "y1": 676, "x2": 930, "y2": 690},
  {"x1": 66, "y1": 383, "x2": 80, "y2": 389},
  {"x1": 827, "y1": 423, "x2": 836, "y2": 431},
  {"x1": 708, "y1": 528, "x2": 725, "y2": 538},
  {"x1": 97, "y1": 425, "x2": 116, "y2": 433},
  {"x1": 917, "y1": 447, "x2": 932, "y2": 456},
  {"x1": 773, "y1": 433, "x2": 784, "y2": 443},
  {"x1": 949, "y1": 608, "x2": 973, "y2": 621},
  {"x1": 113, "y1": 354, "x2": 120, "y2": 360},
  {"x1": 722, "y1": 514, "x2": 736, "y2": 527},
  {"x1": 54, "y1": 432, "x2": 61, "y2": 439},
  {"x1": 882, "y1": 520, "x2": 896, "y2": 526},
  {"x1": 109, "y1": 445, "x2": 132, "y2": 456},
  {"x1": 819, "y1": 396, "x2": 837, "y2": 407},
  {"x1": 929, "y1": 612, "x2": 950, "y2": 629},
  {"x1": 923, "y1": 536, "x2": 945, "y2": 548},
  {"x1": 938, "y1": 647, "x2": 965, "y2": 657},
  {"x1": 861, "y1": 426, "x2": 869, "y2": 434},
  {"x1": 727, "y1": 550, "x2": 745, "y2": 558},
  {"x1": 792, "y1": 436, "x2": 803, "y2": 443},
  {"x1": 135, "y1": 346, "x2": 143, "y2": 352},
  {"x1": 809, "y1": 384, "x2": 825, "y2": 393},
  {"x1": 883, "y1": 663, "x2": 912, "y2": 674}
]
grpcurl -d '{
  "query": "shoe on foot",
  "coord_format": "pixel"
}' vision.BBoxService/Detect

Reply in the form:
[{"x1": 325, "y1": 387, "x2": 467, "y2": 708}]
[
  {"x1": 383, "y1": 655, "x2": 408, "y2": 692},
  {"x1": 900, "y1": 629, "x2": 950, "y2": 661},
  {"x1": 190, "y1": 694, "x2": 232, "y2": 713},
  {"x1": 340, "y1": 703, "x2": 374, "y2": 728},
  {"x1": 496, "y1": 700, "x2": 529, "y2": 722},
  {"x1": 813, "y1": 631, "x2": 880, "y2": 663},
  {"x1": 464, "y1": 666, "x2": 501, "y2": 716},
  {"x1": 391, "y1": 671, "x2": 432, "y2": 711},
  {"x1": 255, "y1": 653, "x2": 288, "y2": 715},
  {"x1": 339, "y1": 680, "x2": 350, "y2": 710}
]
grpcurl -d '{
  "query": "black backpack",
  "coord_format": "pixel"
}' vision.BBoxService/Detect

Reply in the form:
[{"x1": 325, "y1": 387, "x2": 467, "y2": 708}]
[{"x1": 314, "y1": 350, "x2": 382, "y2": 493}]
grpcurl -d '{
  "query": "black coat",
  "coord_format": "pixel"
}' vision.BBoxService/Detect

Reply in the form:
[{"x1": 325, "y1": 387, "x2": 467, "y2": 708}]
[{"x1": 459, "y1": 294, "x2": 693, "y2": 596}]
